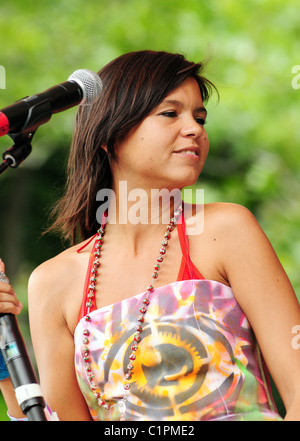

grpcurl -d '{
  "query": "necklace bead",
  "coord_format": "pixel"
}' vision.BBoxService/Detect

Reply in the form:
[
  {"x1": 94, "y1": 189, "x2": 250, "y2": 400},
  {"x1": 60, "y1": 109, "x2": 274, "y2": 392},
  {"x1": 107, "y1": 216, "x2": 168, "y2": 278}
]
[{"x1": 82, "y1": 203, "x2": 183, "y2": 421}]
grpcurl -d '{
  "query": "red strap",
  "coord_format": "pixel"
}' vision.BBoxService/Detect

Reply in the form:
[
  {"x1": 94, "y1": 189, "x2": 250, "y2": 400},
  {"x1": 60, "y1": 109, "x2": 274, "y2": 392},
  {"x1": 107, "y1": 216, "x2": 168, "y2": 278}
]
[
  {"x1": 78, "y1": 239, "x2": 97, "y2": 321},
  {"x1": 77, "y1": 212, "x2": 108, "y2": 321},
  {"x1": 76, "y1": 234, "x2": 97, "y2": 253},
  {"x1": 177, "y1": 214, "x2": 204, "y2": 281}
]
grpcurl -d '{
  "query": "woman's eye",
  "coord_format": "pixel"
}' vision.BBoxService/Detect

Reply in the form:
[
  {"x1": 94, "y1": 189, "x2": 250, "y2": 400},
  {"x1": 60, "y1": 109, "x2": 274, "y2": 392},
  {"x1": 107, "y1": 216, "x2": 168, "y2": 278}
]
[
  {"x1": 195, "y1": 117, "x2": 207, "y2": 126},
  {"x1": 160, "y1": 111, "x2": 207, "y2": 126},
  {"x1": 161, "y1": 111, "x2": 177, "y2": 118}
]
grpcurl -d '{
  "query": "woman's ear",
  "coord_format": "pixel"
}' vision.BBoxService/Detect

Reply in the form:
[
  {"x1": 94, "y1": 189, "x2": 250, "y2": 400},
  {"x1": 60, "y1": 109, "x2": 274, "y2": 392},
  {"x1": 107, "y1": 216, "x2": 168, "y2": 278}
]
[{"x1": 101, "y1": 144, "x2": 108, "y2": 153}]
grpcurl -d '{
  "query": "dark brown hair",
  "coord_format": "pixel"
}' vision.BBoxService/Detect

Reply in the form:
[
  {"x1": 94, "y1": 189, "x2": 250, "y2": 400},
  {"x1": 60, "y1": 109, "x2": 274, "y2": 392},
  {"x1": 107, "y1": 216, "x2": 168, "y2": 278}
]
[{"x1": 49, "y1": 50, "x2": 217, "y2": 244}]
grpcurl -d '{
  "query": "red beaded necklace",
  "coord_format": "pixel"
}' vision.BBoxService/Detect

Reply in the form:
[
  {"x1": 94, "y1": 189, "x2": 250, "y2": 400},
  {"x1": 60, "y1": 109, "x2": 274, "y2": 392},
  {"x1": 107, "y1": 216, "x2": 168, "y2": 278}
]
[{"x1": 81, "y1": 203, "x2": 183, "y2": 421}]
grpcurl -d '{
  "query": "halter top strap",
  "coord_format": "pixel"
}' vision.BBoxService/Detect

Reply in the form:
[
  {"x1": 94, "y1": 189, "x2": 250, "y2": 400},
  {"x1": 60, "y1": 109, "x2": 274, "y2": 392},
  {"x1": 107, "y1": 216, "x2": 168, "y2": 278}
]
[{"x1": 77, "y1": 212, "x2": 204, "y2": 322}]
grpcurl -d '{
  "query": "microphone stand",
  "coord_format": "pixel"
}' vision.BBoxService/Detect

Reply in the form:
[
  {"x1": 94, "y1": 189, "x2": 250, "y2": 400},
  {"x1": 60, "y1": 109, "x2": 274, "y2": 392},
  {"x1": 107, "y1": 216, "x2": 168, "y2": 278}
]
[
  {"x1": 0, "y1": 130, "x2": 48, "y2": 420},
  {"x1": 0, "y1": 131, "x2": 34, "y2": 175}
]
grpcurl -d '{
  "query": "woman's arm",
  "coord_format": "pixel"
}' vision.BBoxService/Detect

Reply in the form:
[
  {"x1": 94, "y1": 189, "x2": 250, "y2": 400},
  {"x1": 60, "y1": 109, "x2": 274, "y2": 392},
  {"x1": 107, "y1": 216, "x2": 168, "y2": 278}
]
[
  {"x1": 28, "y1": 259, "x2": 92, "y2": 421},
  {"x1": 214, "y1": 203, "x2": 300, "y2": 420}
]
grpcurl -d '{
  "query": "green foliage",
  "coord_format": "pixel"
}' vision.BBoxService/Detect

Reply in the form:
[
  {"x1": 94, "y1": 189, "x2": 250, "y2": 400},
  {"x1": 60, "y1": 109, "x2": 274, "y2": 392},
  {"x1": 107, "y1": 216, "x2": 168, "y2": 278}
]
[
  {"x1": 0, "y1": 0, "x2": 299, "y2": 419},
  {"x1": 0, "y1": 395, "x2": 9, "y2": 420}
]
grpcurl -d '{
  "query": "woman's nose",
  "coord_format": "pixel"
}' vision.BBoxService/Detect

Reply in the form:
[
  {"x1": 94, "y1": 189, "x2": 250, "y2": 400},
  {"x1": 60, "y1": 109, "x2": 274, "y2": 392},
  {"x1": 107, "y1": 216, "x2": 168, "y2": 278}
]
[{"x1": 180, "y1": 117, "x2": 204, "y2": 138}]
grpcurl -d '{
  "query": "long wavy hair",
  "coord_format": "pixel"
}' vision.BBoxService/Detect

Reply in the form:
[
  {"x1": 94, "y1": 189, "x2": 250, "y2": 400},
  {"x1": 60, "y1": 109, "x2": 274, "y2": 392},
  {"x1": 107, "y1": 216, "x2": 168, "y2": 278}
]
[{"x1": 48, "y1": 50, "x2": 217, "y2": 244}]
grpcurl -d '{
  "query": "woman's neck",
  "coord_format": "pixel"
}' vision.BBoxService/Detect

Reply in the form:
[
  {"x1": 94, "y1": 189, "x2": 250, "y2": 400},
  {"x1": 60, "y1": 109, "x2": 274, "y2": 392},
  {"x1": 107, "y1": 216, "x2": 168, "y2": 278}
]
[
  {"x1": 98, "y1": 180, "x2": 183, "y2": 254},
  {"x1": 105, "y1": 180, "x2": 182, "y2": 226}
]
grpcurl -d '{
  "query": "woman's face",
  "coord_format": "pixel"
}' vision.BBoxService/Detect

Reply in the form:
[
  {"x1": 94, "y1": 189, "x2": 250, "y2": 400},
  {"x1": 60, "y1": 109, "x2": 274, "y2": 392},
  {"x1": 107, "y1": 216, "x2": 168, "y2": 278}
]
[{"x1": 111, "y1": 77, "x2": 210, "y2": 191}]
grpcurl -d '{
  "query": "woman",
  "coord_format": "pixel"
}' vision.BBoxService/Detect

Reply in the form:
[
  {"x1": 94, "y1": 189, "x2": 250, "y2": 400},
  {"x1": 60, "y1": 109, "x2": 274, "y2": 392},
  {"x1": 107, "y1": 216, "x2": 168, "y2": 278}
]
[{"x1": 1, "y1": 50, "x2": 300, "y2": 421}]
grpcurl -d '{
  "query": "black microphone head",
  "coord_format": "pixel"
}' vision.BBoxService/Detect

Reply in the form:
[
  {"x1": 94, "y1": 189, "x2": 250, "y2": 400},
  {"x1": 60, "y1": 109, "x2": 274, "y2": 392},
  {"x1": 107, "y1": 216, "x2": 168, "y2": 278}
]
[{"x1": 68, "y1": 69, "x2": 103, "y2": 105}]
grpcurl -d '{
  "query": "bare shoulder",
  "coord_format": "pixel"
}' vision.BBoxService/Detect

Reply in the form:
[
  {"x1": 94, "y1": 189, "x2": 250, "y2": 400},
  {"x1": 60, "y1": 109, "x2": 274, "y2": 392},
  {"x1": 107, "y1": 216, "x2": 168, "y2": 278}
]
[
  {"x1": 184, "y1": 202, "x2": 269, "y2": 285},
  {"x1": 184, "y1": 201, "x2": 260, "y2": 239},
  {"x1": 200, "y1": 202, "x2": 271, "y2": 261},
  {"x1": 28, "y1": 243, "x2": 80, "y2": 297},
  {"x1": 28, "y1": 238, "x2": 92, "y2": 332},
  {"x1": 204, "y1": 201, "x2": 257, "y2": 224}
]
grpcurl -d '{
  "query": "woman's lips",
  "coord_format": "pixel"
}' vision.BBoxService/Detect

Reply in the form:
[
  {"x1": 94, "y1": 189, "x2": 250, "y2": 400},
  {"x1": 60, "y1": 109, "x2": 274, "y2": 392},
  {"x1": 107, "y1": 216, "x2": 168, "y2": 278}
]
[{"x1": 173, "y1": 147, "x2": 200, "y2": 158}]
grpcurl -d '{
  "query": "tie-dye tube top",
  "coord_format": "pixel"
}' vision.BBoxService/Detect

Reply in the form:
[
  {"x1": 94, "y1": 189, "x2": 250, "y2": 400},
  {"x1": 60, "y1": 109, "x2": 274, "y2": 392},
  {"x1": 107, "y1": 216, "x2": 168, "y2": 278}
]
[{"x1": 74, "y1": 279, "x2": 282, "y2": 421}]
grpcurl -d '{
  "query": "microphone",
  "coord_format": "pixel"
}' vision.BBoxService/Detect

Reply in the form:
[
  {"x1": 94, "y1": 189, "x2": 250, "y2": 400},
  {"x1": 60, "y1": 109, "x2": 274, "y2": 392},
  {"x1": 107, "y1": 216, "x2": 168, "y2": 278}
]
[
  {"x1": 0, "y1": 69, "x2": 102, "y2": 137},
  {"x1": 0, "y1": 313, "x2": 48, "y2": 420}
]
